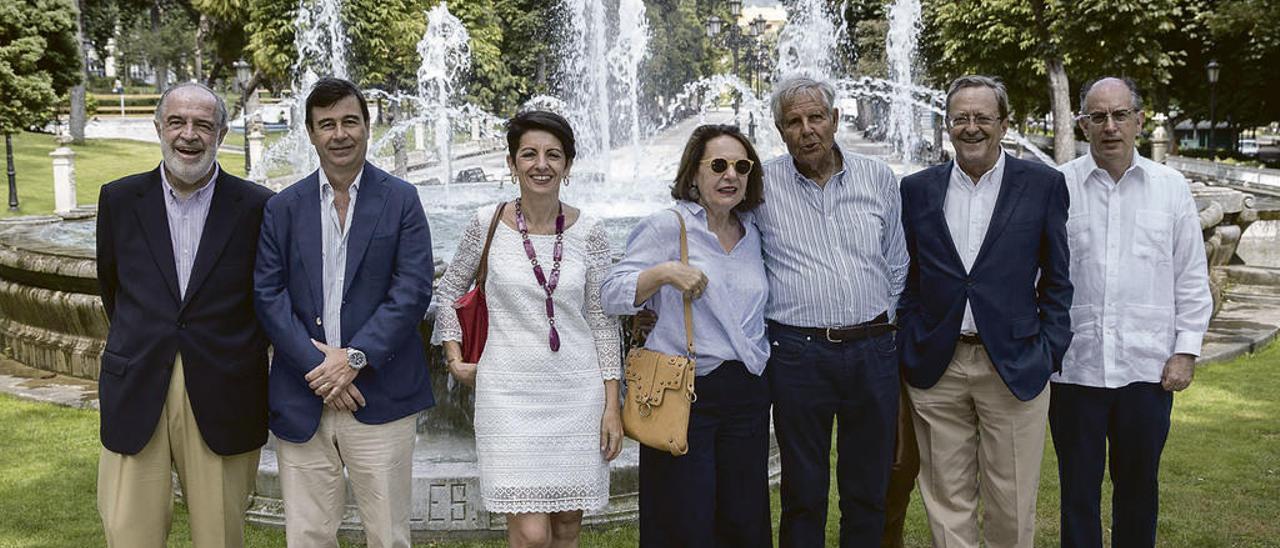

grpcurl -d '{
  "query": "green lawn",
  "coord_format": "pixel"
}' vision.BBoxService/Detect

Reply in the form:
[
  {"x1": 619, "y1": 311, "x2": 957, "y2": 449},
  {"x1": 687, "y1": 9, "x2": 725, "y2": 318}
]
[
  {"x1": 1, "y1": 343, "x2": 1277, "y2": 547},
  {"x1": 1, "y1": 131, "x2": 251, "y2": 219}
]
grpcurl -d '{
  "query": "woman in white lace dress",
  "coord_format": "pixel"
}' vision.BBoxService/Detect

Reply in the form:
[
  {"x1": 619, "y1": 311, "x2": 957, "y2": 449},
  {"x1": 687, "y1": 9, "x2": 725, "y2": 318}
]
[{"x1": 434, "y1": 110, "x2": 623, "y2": 548}]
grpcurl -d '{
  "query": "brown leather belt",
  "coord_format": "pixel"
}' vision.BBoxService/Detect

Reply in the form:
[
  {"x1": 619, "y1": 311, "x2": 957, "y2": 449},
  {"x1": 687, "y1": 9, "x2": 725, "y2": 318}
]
[
  {"x1": 776, "y1": 312, "x2": 896, "y2": 343},
  {"x1": 958, "y1": 333, "x2": 983, "y2": 346}
]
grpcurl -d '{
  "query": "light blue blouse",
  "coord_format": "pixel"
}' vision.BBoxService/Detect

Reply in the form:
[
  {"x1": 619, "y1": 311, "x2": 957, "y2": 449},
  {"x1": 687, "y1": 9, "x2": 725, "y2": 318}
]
[{"x1": 602, "y1": 201, "x2": 770, "y2": 376}]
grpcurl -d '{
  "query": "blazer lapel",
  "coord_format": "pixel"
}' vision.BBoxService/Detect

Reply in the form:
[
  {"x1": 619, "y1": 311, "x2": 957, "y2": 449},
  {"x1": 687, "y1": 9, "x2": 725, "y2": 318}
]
[
  {"x1": 179, "y1": 168, "x2": 246, "y2": 312},
  {"x1": 927, "y1": 162, "x2": 966, "y2": 271},
  {"x1": 973, "y1": 155, "x2": 1027, "y2": 267},
  {"x1": 296, "y1": 172, "x2": 326, "y2": 316},
  {"x1": 133, "y1": 168, "x2": 181, "y2": 305},
  {"x1": 343, "y1": 162, "x2": 389, "y2": 297}
]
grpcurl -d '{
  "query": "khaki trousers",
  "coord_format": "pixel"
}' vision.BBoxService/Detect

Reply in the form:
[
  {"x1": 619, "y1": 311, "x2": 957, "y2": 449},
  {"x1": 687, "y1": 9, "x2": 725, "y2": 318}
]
[
  {"x1": 277, "y1": 406, "x2": 416, "y2": 548},
  {"x1": 97, "y1": 355, "x2": 261, "y2": 548},
  {"x1": 907, "y1": 341, "x2": 1049, "y2": 548}
]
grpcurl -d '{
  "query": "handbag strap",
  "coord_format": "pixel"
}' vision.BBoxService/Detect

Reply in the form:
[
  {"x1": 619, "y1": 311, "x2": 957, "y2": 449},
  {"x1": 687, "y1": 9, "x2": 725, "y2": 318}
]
[
  {"x1": 474, "y1": 202, "x2": 507, "y2": 290},
  {"x1": 671, "y1": 209, "x2": 695, "y2": 358},
  {"x1": 624, "y1": 209, "x2": 696, "y2": 358}
]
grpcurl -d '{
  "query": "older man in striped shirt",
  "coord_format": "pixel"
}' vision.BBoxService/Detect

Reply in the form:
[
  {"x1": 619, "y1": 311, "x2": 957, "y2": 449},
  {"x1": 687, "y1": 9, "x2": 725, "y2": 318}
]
[{"x1": 755, "y1": 75, "x2": 909, "y2": 547}]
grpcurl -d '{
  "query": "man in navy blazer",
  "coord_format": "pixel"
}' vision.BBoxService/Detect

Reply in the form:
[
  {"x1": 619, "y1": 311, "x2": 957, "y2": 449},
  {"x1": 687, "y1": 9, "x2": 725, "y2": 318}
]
[
  {"x1": 897, "y1": 75, "x2": 1072, "y2": 548},
  {"x1": 96, "y1": 82, "x2": 274, "y2": 548},
  {"x1": 253, "y1": 77, "x2": 433, "y2": 548}
]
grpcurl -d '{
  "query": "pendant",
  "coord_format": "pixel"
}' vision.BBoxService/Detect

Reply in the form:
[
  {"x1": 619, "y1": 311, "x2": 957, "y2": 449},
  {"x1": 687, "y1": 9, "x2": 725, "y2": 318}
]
[{"x1": 549, "y1": 325, "x2": 561, "y2": 352}]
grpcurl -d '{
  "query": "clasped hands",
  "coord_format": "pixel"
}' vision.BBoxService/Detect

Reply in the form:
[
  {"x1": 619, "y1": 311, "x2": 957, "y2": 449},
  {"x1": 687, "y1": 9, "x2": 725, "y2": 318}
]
[{"x1": 307, "y1": 339, "x2": 366, "y2": 411}]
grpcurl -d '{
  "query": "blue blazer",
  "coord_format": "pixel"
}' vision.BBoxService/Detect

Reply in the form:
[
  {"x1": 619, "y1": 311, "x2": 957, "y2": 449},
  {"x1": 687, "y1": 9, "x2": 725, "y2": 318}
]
[
  {"x1": 254, "y1": 162, "x2": 434, "y2": 443},
  {"x1": 897, "y1": 155, "x2": 1073, "y2": 401},
  {"x1": 96, "y1": 166, "x2": 274, "y2": 455}
]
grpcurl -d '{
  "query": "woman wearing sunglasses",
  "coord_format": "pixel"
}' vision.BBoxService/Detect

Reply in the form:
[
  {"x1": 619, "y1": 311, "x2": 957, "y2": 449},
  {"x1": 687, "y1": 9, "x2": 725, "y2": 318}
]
[{"x1": 602, "y1": 124, "x2": 771, "y2": 547}]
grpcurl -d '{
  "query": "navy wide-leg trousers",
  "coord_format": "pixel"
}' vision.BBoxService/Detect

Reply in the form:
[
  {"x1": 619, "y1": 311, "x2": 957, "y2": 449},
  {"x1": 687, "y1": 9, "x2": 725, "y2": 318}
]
[
  {"x1": 767, "y1": 323, "x2": 900, "y2": 548},
  {"x1": 1049, "y1": 381, "x2": 1173, "y2": 548}
]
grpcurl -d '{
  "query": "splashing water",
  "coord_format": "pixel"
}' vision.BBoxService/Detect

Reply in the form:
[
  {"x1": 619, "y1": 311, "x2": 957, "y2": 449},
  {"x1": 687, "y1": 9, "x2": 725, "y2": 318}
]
[
  {"x1": 251, "y1": 0, "x2": 352, "y2": 182},
  {"x1": 886, "y1": 0, "x2": 922, "y2": 163},
  {"x1": 417, "y1": 3, "x2": 471, "y2": 185}
]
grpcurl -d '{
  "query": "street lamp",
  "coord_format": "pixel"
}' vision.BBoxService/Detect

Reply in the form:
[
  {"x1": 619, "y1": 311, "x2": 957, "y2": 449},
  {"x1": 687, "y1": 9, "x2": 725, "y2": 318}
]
[
  {"x1": 1206, "y1": 59, "x2": 1220, "y2": 154},
  {"x1": 705, "y1": 1, "x2": 755, "y2": 126},
  {"x1": 233, "y1": 59, "x2": 252, "y2": 173}
]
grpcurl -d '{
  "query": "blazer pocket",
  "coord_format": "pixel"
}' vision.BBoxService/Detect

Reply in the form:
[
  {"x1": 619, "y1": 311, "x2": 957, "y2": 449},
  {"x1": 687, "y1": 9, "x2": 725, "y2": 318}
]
[
  {"x1": 100, "y1": 350, "x2": 131, "y2": 376},
  {"x1": 1010, "y1": 315, "x2": 1041, "y2": 339}
]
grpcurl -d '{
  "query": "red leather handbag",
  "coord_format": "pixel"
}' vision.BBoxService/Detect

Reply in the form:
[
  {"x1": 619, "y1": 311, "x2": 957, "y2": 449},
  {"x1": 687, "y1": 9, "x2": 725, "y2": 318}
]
[{"x1": 454, "y1": 202, "x2": 506, "y2": 364}]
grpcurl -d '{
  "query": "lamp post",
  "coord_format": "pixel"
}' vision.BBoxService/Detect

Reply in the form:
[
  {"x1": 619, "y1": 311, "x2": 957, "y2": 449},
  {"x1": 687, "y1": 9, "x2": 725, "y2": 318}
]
[
  {"x1": 705, "y1": 0, "x2": 751, "y2": 125},
  {"x1": 1206, "y1": 59, "x2": 1220, "y2": 154},
  {"x1": 6, "y1": 134, "x2": 17, "y2": 211},
  {"x1": 233, "y1": 59, "x2": 252, "y2": 174}
]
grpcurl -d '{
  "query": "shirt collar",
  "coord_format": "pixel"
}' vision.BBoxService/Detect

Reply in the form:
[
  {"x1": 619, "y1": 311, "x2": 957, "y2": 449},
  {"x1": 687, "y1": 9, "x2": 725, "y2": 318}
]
[
  {"x1": 951, "y1": 152, "x2": 1006, "y2": 187},
  {"x1": 159, "y1": 162, "x2": 219, "y2": 203},
  {"x1": 319, "y1": 166, "x2": 365, "y2": 198},
  {"x1": 1083, "y1": 149, "x2": 1144, "y2": 185},
  {"x1": 789, "y1": 143, "x2": 847, "y2": 187}
]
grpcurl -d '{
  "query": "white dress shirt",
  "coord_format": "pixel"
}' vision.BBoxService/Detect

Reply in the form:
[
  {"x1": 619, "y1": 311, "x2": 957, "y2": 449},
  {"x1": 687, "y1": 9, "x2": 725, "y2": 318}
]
[
  {"x1": 320, "y1": 168, "x2": 363, "y2": 347},
  {"x1": 1053, "y1": 152, "x2": 1212, "y2": 388},
  {"x1": 945, "y1": 153, "x2": 1006, "y2": 334}
]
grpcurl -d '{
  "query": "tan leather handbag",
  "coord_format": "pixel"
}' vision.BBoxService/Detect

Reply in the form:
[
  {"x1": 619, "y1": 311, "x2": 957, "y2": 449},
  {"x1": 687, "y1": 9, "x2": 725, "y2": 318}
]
[{"x1": 622, "y1": 209, "x2": 697, "y2": 457}]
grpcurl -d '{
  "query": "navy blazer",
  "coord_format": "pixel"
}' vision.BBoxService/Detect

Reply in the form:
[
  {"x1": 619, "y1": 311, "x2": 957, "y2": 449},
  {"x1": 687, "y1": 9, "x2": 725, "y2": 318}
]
[
  {"x1": 254, "y1": 162, "x2": 435, "y2": 443},
  {"x1": 897, "y1": 155, "x2": 1073, "y2": 401},
  {"x1": 96, "y1": 166, "x2": 274, "y2": 455}
]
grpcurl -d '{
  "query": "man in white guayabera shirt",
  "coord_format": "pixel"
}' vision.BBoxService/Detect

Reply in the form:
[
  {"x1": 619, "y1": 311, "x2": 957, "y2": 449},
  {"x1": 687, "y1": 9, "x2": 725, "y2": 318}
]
[{"x1": 1050, "y1": 77, "x2": 1212, "y2": 548}]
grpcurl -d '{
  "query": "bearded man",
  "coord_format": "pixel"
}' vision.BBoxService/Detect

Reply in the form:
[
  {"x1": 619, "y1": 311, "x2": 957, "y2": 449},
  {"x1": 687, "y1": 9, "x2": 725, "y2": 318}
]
[{"x1": 95, "y1": 82, "x2": 274, "y2": 548}]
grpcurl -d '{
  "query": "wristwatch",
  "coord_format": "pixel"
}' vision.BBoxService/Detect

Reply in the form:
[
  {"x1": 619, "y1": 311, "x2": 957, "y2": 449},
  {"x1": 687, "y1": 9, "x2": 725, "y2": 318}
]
[{"x1": 347, "y1": 348, "x2": 367, "y2": 371}]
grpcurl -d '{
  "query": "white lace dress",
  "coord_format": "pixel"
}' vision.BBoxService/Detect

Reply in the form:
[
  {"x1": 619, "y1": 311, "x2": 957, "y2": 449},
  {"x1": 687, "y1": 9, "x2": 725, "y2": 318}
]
[{"x1": 434, "y1": 203, "x2": 622, "y2": 514}]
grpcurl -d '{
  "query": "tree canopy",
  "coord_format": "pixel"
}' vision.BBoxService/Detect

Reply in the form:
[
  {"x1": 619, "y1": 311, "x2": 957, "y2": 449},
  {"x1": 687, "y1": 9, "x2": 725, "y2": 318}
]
[{"x1": 0, "y1": 0, "x2": 81, "y2": 135}]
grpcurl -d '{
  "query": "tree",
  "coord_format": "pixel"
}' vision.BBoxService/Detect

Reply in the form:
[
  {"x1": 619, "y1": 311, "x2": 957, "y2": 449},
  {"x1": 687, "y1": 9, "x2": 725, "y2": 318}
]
[
  {"x1": 345, "y1": 0, "x2": 427, "y2": 93},
  {"x1": 0, "y1": 0, "x2": 81, "y2": 210},
  {"x1": 923, "y1": 0, "x2": 1194, "y2": 163},
  {"x1": 640, "y1": 0, "x2": 714, "y2": 122}
]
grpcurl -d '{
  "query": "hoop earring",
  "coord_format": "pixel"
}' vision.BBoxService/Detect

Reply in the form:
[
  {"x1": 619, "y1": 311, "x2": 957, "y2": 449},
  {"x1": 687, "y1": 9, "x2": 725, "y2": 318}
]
[
  {"x1": 563, "y1": 175, "x2": 571, "y2": 187},
  {"x1": 510, "y1": 174, "x2": 519, "y2": 186}
]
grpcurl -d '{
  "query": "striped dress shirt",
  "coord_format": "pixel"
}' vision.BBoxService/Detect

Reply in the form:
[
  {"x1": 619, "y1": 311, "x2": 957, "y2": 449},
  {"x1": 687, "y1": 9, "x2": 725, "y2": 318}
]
[
  {"x1": 160, "y1": 164, "x2": 218, "y2": 298},
  {"x1": 754, "y1": 145, "x2": 909, "y2": 327},
  {"x1": 319, "y1": 168, "x2": 363, "y2": 347}
]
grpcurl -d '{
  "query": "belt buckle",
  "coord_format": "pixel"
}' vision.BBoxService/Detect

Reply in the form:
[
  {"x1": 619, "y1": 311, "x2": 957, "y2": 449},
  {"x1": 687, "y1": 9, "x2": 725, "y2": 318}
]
[{"x1": 825, "y1": 327, "x2": 844, "y2": 343}]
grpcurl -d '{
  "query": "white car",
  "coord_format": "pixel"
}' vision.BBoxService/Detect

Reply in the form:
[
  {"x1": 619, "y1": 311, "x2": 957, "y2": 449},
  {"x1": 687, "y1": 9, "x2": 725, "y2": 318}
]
[{"x1": 1240, "y1": 139, "x2": 1260, "y2": 156}]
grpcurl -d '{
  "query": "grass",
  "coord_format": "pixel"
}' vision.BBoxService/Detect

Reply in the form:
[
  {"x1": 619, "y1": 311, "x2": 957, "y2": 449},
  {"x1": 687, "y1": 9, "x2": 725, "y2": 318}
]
[
  {"x1": 1, "y1": 343, "x2": 1277, "y2": 547},
  {"x1": 1, "y1": 131, "x2": 250, "y2": 219}
]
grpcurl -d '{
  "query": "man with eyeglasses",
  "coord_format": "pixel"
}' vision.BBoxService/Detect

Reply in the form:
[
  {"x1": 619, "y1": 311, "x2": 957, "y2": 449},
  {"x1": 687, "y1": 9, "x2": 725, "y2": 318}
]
[
  {"x1": 753, "y1": 75, "x2": 908, "y2": 547},
  {"x1": 1050, "y1": 77, "x2": 1211, "y2": 548},
  {"x1": 897, "y1": 75, "x2": 1073, "y2": 548}
]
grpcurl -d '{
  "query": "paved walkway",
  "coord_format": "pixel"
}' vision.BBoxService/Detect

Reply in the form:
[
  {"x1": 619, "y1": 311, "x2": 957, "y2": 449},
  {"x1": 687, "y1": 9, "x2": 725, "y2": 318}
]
[{"x1": 3, "y1": 274, "x2": 1278, "y2": 411}]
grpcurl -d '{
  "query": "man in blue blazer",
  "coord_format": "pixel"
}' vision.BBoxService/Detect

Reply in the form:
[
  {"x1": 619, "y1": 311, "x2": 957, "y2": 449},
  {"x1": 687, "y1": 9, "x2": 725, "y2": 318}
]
[
  {"x1": 254, "y1": 77, "x2": 433, "y2": 548},
  {"x1": 96, "y1": 82, "x2": 274, "y2": 548},
  {"x1": 897, "y1": 75, "x2": 1072, "y2": 548}
]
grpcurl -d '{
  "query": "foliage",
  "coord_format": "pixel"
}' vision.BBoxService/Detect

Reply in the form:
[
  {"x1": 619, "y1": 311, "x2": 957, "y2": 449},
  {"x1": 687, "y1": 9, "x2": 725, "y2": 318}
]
[
  {"x1": 244, "y1": 0, "x2": 296, "y2": 87},
  {"x1": 0, "y1": 0, "x2": 82, "y2": 135},
  {"x1": 344, "y1": 0, "x2": 428, "y2": 92},
  {"x1": 921, "y1": 0, "x2": 1193, "y2": 118},
  {"x1": 640, "y1": 0, "x2": 715, "y2": 121},
  {"x1": 1192, "y1": 0, "x2": 1280, "y2": 127},
  {"x1": 448, "y1": 0, "x2": 522, "y2": 115}
]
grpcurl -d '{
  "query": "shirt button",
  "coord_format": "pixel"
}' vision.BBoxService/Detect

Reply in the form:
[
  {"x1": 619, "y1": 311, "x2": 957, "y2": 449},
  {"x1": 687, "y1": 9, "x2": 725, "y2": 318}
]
[{"x1": 316, "y1": 317, "x2": 322, "y2": 326}]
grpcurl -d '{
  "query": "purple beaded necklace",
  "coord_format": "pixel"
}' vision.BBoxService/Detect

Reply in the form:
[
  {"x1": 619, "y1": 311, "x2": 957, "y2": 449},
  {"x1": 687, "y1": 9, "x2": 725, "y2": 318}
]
[{"x1": 513, "y1": 198, "x2": 564, "y2": 352}]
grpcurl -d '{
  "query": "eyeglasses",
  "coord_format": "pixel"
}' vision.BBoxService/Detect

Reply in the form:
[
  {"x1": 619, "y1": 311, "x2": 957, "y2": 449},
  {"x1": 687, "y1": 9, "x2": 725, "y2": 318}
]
[
  {"x1": 1079, "y1": 109, "x2": 1136, "y2": 125},
  {"x1": 946, "y1": 114, "x2": 1003, "y2": 128},
  {"x1": 701, "y1": 157, "x2": 755, "y2": 175}
]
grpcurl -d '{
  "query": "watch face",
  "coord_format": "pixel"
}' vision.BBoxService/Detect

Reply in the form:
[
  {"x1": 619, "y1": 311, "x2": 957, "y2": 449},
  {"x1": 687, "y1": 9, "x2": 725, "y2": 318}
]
[{"x1": 348, "y1": 349, "x2": 367, "y2": 369}]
